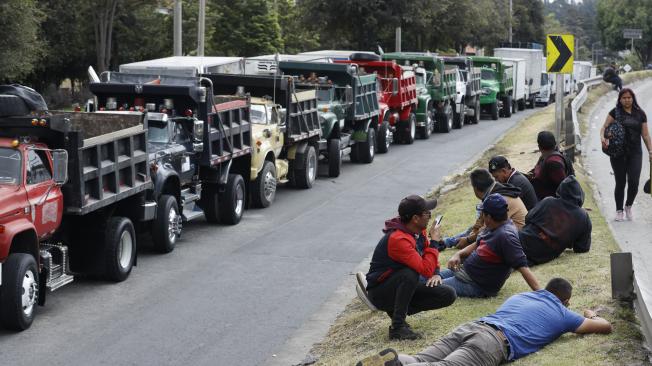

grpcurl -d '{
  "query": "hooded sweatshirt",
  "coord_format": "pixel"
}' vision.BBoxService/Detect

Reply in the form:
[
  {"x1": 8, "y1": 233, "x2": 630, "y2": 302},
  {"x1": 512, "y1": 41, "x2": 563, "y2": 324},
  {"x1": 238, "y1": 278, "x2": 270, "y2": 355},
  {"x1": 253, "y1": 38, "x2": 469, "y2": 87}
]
[
  {"x1": 365, "y1": 217, "x2": 440, "y2": 289},
  {"x1": 519, "y1": 176, "x2": 592, "y2": 265}
]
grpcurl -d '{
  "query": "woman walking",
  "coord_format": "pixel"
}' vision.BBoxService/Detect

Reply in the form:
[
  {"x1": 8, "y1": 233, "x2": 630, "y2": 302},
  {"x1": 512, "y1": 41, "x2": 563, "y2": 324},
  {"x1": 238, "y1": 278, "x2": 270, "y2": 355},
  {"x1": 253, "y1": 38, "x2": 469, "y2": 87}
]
[{"x1": 600, "y1": 88, "x2": 652, "y2": 221}]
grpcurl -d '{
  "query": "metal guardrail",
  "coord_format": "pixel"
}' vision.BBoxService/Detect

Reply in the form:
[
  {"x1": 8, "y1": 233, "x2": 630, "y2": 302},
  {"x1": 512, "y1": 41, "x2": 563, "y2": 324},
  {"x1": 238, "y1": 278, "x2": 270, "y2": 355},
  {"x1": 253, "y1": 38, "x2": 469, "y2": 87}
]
[{"x1": 567, "y1": 75, "x2": 604, "y2": 158}]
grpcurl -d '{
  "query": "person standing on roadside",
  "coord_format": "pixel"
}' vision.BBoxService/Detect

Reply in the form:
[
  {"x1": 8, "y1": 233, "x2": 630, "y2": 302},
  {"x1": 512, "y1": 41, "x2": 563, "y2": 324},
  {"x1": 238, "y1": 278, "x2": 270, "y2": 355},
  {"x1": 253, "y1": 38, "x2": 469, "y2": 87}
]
[{"x1": 600, "y1": 88, "x2": 652, "y2": 221}]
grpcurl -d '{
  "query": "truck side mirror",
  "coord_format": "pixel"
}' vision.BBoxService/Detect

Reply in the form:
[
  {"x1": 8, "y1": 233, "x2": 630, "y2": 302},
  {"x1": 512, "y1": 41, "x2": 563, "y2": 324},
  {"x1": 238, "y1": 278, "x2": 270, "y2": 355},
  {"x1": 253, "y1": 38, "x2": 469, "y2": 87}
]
[
  {"x1": 52, "y1": 149, "x2": 68, "y2": 185},
  {"x1": 392, "y1": 78, "x2": 399, "y2": 96},
  {"x1": 344, "y1": 86, "x2": 353, "y2": 103}
]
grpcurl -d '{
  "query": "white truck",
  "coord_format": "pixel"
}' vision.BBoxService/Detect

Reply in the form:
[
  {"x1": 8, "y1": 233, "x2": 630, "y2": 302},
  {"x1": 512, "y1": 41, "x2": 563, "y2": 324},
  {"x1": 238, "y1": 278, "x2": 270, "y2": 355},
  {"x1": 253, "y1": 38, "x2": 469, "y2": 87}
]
[
  {"x1": 494, "y1": 47, "x2": 543, "y2": 108},
  {"x1": 500, "y1": 58, "x2": 528, "y2": 112},
  {"x1": 119, "y1": 56, "x2": 244, "y2": 77},
  {"x1": 572, "y1": 61, "x2": 593, "y2": 91},
  {"x1": 244, "y1": 54, "x2": 331, "y2": 75}
]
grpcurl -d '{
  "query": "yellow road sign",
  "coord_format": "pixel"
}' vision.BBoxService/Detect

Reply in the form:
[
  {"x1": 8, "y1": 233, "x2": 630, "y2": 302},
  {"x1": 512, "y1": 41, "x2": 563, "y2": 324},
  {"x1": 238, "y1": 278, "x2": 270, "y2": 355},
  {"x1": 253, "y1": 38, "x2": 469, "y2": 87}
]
[{"x1": 547, "y1": 34, "x2": 574, "y2": 73}]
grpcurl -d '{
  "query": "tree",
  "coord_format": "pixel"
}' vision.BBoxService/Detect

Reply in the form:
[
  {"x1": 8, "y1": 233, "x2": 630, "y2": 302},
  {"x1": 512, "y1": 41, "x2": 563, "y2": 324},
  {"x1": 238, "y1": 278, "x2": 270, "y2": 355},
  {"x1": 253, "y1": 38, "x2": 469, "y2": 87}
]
[
  {"x1": 512, "y1": 0, "x2": 545, "y2": 44},
  {"x1": 275, "y1": 0, "x2": 319, "y2": 54},
  {"x1": 0, "y1": 0, "x2": 44, "y2": 82},
  {"x1": 92, "y1": 0, "x2": 120, "y2": 73},
  {"x1": 597, "y1": 0, "x2": 652, "y2": 66}
]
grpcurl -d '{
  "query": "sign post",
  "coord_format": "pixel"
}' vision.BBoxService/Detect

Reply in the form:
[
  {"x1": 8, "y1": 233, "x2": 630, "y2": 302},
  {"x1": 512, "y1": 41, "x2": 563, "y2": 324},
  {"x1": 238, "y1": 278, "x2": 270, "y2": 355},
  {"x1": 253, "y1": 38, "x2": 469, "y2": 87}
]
[
  {"x1": 623, "y1": 28, "x2": 643, "y2": 54},
  {"x1": 547, "y1": 34, "x2": 574, "y2": 143}
]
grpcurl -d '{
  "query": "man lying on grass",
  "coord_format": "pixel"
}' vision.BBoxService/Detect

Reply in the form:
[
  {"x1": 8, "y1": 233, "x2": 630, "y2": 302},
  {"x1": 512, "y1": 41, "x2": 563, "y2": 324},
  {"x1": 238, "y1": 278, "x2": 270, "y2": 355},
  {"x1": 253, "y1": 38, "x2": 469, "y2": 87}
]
[{"x1": 356, "y1": 277, "x2": 612, "y2": 366}]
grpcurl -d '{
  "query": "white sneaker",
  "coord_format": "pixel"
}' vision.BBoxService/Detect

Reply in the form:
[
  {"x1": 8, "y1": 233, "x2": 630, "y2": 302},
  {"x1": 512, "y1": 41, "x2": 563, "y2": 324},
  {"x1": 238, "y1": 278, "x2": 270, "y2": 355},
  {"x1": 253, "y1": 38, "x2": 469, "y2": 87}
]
[
  {"x1": 355, "y1": 272, "x2": 378, "y2": 311},
  {"x1": 615, "y1": 210, "x2": 625, "y2": 222},
  {"x1": 625, "y1": 206, "x2": 633, "y2": 221}
]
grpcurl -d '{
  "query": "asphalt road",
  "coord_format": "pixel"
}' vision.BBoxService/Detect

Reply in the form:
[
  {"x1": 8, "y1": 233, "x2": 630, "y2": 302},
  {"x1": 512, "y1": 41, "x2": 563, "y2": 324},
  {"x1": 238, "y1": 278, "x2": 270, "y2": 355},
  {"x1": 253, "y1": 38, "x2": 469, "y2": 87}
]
[{"x1": 0, "y1": 108, "x2": 538, "y2": 366}]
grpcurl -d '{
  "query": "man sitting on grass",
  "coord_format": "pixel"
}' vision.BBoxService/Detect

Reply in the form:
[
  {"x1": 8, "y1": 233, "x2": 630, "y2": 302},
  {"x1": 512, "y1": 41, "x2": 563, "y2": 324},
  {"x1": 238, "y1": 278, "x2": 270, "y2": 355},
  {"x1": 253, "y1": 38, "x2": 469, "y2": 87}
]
[
  {"x1": 440, "y1": 193, "x2": 540, "y2": 297},
  {"x1": 356, "y1": 277, "x2": 612, "y2": 366}
]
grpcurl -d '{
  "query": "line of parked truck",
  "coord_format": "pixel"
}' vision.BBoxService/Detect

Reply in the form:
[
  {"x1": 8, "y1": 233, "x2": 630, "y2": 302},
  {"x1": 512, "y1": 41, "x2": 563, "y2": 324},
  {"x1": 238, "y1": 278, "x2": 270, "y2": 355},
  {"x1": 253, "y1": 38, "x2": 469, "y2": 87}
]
[{"x1": 0, "y1": 43, "x2": 594, "y2": 330}]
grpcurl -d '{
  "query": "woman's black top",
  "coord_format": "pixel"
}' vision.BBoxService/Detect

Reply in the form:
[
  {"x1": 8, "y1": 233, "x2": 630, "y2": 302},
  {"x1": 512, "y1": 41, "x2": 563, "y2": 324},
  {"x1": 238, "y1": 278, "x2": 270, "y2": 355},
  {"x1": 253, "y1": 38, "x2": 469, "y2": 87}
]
[{"x1": 609, "y1": 107, "x2": 647, "y2": 155}]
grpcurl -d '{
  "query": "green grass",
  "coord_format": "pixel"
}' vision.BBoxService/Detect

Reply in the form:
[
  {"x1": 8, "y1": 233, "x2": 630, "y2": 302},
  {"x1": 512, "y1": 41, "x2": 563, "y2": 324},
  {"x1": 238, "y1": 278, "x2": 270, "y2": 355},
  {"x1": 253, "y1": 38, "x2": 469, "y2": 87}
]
[{"x1": 309, "y1": 84, "x2": 650, "y2": 365}]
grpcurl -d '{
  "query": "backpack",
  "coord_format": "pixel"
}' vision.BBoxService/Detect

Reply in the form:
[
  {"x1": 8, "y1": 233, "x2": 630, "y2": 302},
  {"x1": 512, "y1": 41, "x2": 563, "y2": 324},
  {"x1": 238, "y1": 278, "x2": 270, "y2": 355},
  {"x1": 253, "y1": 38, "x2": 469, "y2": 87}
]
[{"x1": 602, "y1": 108, "x2": 627, "y2": 158}]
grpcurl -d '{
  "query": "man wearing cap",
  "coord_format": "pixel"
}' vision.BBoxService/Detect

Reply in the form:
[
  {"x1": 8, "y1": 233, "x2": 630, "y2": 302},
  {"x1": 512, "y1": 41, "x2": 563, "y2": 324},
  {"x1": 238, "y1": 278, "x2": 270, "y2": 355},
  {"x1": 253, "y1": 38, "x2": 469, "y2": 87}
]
[
  {"x1": 489, "y1": 155, "x2": 538, "y2": 210},
  {"x1": 440, "y1": 193, "x2": 540, "y2": 298},
  {"x1": 527, "y1": 131, "x2": 573, "y2": 200},
  {"x1": 362, "y1": 195, "x2": 457, "y2": 340}
]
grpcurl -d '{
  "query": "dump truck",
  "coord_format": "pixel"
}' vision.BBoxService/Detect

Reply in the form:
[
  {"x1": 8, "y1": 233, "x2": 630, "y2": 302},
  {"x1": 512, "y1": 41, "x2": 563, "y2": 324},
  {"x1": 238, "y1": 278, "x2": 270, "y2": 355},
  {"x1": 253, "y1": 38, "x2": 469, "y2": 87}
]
[
  {"x1": 381, "y1": 52, "x2": 460, "y2": 132},
  {"x1": 119, "y1": 56, "x2": 244, "y2": 77},
  {"x1": 336, "y1": 53, "x2": 419, "y2": 145},
  {"x1": 244, "y1": 54, "x2": 332, "y2": 75},
  {"x1": 204, "y1": 73, "x2": 322, "y2": 207},
  {"x1": 0, "y1": 85, "x2": 155, "y2": 330},
  {"x1": 470, "y1": 56, "x2": 514, "y2": 120},
  {"x1": 278, "y1": 61, "x2": 380, "y2": 172},
  {"x1": 442, "y1": 56, "x2": 482, "y2": 125}
]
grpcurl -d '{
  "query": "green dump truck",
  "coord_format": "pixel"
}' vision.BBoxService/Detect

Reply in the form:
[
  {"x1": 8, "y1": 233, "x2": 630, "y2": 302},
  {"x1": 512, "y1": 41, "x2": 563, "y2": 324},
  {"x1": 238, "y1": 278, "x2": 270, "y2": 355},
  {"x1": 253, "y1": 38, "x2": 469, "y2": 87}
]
[
  {"x1": 381, "y1": 52, "x2": 458, "y2": 133},
  {"x1": 470, "y1": 56, "x2": 514, "y2": 120},
  {"x1": 278, "y1": 61, "x2": 380, "y2": 175}
]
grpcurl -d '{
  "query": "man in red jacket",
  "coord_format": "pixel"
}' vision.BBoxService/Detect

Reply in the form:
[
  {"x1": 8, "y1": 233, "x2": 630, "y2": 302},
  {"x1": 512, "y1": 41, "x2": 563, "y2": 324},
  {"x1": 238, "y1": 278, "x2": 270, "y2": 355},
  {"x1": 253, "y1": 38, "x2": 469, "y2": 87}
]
[{"x1": 363, "y1": 195, "x2": 457, "y2": 340}]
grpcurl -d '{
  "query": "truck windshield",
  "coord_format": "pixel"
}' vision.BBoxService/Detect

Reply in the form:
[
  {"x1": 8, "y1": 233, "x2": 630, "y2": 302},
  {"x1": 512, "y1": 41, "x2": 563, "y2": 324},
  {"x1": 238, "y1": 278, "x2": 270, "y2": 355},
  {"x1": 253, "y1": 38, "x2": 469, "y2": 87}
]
[
  {"x1": 315, "y1": 89, "x2": 332, "y2": 102},
  {"x1": 250, "y1": 104, "x2": 268, "y2": 124},
  {"x1": 415, "y1": 73, "x2": 425, "y2": 87},
  {"x1": 541, "y1": 73, "x2": 549, "y2": 85},
  {"x1": 148, "y1": 122, "x2": 170, "y2": 143},
  {"x1": 0, "y1": 147, "x2": 22, "y2": 185},
  {"x1": 481, "y1": 69, "x2": 496, "y2": 81}
]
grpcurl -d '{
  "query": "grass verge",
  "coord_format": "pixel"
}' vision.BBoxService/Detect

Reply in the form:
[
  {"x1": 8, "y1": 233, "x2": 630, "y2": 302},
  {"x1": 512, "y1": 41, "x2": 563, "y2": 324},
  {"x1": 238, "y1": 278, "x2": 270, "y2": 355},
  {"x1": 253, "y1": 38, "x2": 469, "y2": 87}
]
[{"x1": 309, "y1": 83, "x2": 650, "y2": 365}]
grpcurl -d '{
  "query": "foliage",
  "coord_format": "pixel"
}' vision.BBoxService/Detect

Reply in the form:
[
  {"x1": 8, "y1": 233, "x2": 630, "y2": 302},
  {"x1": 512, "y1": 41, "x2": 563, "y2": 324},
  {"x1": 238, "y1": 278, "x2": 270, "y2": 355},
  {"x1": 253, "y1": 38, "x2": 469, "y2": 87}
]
[
  {"x1": 276, "y1": 0, "x2": 319, "y2": 54},
  {"x1": 0, "y1": 0, "x2": 45, "y2": 82},
  {"x1": 597, "y1": 0, "x2": 652, "y2": 66}
]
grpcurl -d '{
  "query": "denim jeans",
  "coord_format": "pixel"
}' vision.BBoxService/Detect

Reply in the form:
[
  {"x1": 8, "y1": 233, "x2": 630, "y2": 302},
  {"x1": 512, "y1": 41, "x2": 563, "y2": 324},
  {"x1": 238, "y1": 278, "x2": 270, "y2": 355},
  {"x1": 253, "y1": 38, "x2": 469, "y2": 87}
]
[
  {"x1": 443, "y1": 227, "x2": 472, "y2": 248},
  {"x1": 440, "y1": 268, "x2": 490, "y2": 298}
]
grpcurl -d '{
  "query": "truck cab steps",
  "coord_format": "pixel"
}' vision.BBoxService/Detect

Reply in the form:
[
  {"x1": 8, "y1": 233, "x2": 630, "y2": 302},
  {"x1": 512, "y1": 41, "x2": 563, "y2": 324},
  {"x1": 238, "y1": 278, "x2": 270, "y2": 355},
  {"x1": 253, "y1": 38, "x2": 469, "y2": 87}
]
[{"x1": 40, "y1": 244, "x2": 74, "y2": 292}]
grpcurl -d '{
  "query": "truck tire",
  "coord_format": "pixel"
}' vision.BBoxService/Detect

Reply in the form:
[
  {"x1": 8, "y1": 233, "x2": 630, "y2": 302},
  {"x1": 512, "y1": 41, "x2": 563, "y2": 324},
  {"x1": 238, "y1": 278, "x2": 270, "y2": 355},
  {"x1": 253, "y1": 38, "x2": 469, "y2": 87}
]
[
  {"x1": 502, "y1": 96, "x2": 512, "y2": 118},
  {"x1": 103, "y1": 216, "x2": 136, "y2": 282},
  {"x1": 152, "y1": 195, "x2": 181, "y2": 254},
  {"x1": 438, "y1": 104, "x2": 453, "y2": 133},
  {"x1": 327, "y1": 139, "x2": 342, "y2": 177},
  {"x1": 490, "y1": 102, "x2": 499, "y2": 120},
  {"x1": 252, "y1": 161, "x2": 277, "y2": 208},
  {"x1": 517, "y1": 99, "x2": 526, "y2": 111},
  {"x1": 294, "y1": 145, "x2": 317, "y2": 188},
  {"x1": 402, "y1": 113, "x2": 416, "y2": 144},
  {"x1": 418, "y1": 109, "x2": 433, "y2": 139},
  {"x1": 376, "y1": 119, "x2": 391, "y2": 154},
  {"x1": 357, "y1": 127, "x2": 375, "y2": 163},
  {"x1": 0, "y1": 253, "x2": 38, "y2": 331},
  {"x1": 200, "y1": 184, "x2": 220, "y2": 223},
  {"x1": 453, "y1": 104, "x2": 465, "y2": 129},
  {"x1": 219, "y1": 174, "x2": 246, "y2": 224}
]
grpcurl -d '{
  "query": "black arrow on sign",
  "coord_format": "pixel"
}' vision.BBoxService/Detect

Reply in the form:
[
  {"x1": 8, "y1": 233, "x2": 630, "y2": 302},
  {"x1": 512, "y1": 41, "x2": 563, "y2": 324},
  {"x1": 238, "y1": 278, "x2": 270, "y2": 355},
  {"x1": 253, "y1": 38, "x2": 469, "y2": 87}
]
[{"x1": 549, "y1": 36, "x2": 572, "y2": 72}]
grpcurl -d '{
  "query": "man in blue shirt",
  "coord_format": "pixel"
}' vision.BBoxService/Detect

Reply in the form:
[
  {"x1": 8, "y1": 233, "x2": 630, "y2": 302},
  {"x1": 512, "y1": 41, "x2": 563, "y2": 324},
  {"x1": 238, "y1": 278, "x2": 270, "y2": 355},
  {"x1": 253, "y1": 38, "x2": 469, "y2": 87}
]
[{"x1": 355, "y1": 278, "x2": 612, "y2": 366}]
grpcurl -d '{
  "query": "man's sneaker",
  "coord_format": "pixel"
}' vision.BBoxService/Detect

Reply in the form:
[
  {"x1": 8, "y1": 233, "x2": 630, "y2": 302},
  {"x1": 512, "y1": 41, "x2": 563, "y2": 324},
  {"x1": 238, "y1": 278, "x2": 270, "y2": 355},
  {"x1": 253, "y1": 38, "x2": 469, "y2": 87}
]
[
  {"x1": 615, "y1": 210, "x2": 625, "y2": 222},
  {"x1": 625, "y1": 205, "x2": 633, "y2": 221},
  {"x1": 389, "y1": 325, "x2": 422, "y2": 340},
  {"x1": 355, "y1": 348, "x2": 400, "y2": 366},
  {"x1": 356, "y1": 272, "x2": 378, "y2": 311}
]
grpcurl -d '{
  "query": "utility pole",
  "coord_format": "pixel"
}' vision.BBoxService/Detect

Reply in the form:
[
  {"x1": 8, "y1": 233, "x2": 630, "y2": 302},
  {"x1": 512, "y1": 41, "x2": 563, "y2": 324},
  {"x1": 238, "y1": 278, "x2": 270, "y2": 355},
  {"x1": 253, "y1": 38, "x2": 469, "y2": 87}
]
[
  {"x1": 395, "y1": 27, "x2": 401, "y2": 52},
  {"x1": 173, "y1": 0, "x2": 182, "y2": 56},
  {"x1": 197, "y1": 0, "x2": 205, "y2": 57},
  {"x1": 508, "y1": 0, "x2": 513, "y2": 43}
]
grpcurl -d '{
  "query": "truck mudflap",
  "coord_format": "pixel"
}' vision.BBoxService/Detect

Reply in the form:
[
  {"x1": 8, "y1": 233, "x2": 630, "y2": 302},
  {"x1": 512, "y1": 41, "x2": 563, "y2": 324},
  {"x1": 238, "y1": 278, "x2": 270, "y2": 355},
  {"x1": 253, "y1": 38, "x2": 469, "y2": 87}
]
[{"x1": 140, "y1": 201, "x2": 156, "y2": 221}]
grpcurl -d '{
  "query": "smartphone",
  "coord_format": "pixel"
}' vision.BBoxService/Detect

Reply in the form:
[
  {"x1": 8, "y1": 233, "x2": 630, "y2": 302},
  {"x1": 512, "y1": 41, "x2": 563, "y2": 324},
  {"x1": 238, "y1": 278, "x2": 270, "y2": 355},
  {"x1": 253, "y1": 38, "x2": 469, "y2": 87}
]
[{"x1": 435, "y1": 215, "x2": 444, "y2": 226}]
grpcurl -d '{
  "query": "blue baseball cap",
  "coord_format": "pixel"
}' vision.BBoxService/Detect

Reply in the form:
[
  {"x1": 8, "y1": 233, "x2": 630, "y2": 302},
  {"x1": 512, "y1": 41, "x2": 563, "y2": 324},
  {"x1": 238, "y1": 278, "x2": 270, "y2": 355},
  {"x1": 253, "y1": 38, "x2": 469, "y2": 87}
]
[{"x1": 478, "y1": 193, "x2": 508, "y2": 216}]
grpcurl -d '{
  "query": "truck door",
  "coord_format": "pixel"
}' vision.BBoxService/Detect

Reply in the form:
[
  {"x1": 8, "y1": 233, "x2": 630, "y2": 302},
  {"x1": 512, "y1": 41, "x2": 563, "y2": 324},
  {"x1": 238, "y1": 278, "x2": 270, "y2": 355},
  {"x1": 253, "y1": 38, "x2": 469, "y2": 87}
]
[
  {"x1": 270, "y1": 106, "x2": 284, "y2": 155},
  {"x1": 24, "y1": 149, "x2": 62, "y2": 238}
]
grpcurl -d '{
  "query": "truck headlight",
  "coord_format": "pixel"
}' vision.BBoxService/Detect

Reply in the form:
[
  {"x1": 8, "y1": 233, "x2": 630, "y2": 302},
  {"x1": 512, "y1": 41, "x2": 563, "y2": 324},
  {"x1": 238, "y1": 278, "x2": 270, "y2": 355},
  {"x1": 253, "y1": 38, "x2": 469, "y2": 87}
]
[{"x1": 193, "y1": 119, "x2": 204, "y2": 141}]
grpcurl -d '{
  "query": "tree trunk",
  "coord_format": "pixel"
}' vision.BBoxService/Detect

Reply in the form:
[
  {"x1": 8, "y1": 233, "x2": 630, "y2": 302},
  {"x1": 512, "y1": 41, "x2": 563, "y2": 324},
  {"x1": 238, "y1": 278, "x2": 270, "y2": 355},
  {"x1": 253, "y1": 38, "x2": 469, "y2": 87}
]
[{"x1": 93, "y1": 0, "x2": 120, "y2": 73}]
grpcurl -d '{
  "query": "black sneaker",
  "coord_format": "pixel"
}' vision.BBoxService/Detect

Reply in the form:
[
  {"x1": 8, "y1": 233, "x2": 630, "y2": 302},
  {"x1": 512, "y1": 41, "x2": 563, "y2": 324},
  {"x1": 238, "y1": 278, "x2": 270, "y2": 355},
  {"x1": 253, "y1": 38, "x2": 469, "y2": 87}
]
[
  {"x1": 389, "y1": 325, "x2": 422, "y2": 340},
  {"x1": 355, "y1": 348, "x2": 400, "y2": 366}
]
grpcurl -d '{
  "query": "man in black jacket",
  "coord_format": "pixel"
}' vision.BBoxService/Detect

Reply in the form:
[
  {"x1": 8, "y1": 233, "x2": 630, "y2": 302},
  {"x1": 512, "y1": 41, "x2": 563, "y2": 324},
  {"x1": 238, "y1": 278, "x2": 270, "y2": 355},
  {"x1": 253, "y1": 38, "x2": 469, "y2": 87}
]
[
  {"x1": 519, "y1": 176, "x2": 592, "y2": 265},
  {"x1": 489, "y1": 155, "x2": 538, "y2": 210}
]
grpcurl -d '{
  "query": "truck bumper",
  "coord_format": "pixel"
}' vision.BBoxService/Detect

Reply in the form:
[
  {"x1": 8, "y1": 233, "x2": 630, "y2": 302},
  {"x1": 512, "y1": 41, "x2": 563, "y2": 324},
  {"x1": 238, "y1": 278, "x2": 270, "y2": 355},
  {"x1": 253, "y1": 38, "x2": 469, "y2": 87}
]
[{"x1": 415, "y1": 112, "x2": 428, "y2": 127}]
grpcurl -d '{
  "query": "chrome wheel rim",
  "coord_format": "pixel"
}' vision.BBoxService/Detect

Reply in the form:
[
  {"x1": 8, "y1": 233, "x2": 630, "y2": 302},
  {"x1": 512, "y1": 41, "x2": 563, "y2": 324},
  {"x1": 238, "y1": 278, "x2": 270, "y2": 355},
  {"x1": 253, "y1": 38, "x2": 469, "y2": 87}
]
[
  {"x1": 168, "y1": 206, "x2": 181, "y2": 244},
  {"x1": 368, "y1": 130, "x2": 375, "y2": 156},
  {"x1": 410, "y1": 118, "x2": 416, "y2": 138},
  {"x1": 21, "y1": 269, "x2": 38, "y2": 317},
  {"x1": 235, "y1": 183, "x2": 244, "y2": 216},
  {"x1": 308, "y1": 150, "x2": 317, "y2": 182},
  {"x1": 119, "y1": 230, "x2": 133, "y2": 269},
  {"x1": 263, "y1": 170, "x2": 276, "y2": 201},
  {"x1": 385, "y1": 126, "x2": 391, "y2": 149},
  {"x1": 427, "y1": 111, "x2": 433, "y2": 134}
]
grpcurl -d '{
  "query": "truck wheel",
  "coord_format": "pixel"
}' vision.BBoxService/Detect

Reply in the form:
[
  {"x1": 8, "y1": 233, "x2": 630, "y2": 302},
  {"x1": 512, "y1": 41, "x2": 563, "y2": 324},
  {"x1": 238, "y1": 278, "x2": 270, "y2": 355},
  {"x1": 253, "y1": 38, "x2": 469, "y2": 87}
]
[
  {"x1": 357, "y1": 127, "x2": 375, "y2": 163},
  {"x1": 295, "y1": 145, "x2": 317, "y2": 188},
  {"x1": 219, "y1": 174, "x2": 246, "y2": 224},
  {"x1": 418, "y1": 109, "x2": 433, "y2": 139},
  {"x1": 103, "y1": 216, "x2": 136, "y2": 282},
  {"x1": 453, "y1": 104, "x2": 465, "y2": 129},
  {"x1": 490, "y1": 102, "x2": 499, "y2": 120},
  {"x1": 327, "y1": 139, "x2": 342, "y2": 177},
  {"x1": 517, "y1": 99, "x2": 526, "y2": 111},
  {"x1": 438, "y1": 104, "x2": 453, "y2": 133},
  {"x1": 0, "y1": 253, "x2": 38, "y2": 331},
  {"x1": 402, "y1": 113, "x2": 416, "y2": 144},
  {"x1": 512, "y1": 99, "x2": 518, "y2": 114},
  {"x1": 528, "y1": 95, "x2": 535, "y2": 109},
  {"x1": 502, "y1": 96, "x2": 512, "y2": 118},
  {"x1": 376, "y1": 120, "x2": 391, "y2": 154},
  {"x1": 200, "y1": 184, "x2": 219, "y2": 223},
  {"x1": 252, "y1": 161, "x2": 277, "y2": 208},
  {"x1": 471, "y1": 99, "x2": 480, "y2": 124},
  {"x1": 152, "y1": 195, "x2": 181, "y2": 254}
]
